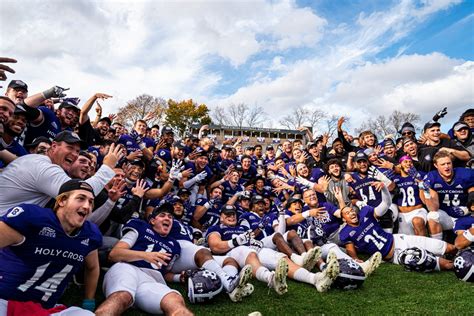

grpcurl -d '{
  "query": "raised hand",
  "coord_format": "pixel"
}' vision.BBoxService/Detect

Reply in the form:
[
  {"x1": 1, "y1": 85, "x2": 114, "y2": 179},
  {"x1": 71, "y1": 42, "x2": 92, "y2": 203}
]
[
  {"x1": 108, "y1": 179, "x2": 127, "y2": 202},
  {"x1": 0, "y1": 57, "x2": 17, "y2": 85},
  {"x1": 103, "y1": 143, "x2": 125, "y2": 168},
  {"x1": 131, "y1": 179, "x2": 149, "y2": 198}
]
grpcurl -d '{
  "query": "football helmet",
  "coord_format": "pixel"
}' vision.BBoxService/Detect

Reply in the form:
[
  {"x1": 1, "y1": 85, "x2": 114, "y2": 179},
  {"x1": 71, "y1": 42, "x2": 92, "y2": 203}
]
[
  {"x1": 453, "y1": 248, "x2": 474, "y2": 282},
  {"x1": 187, "y1": 269, "x2": 223, "y2": 303},
  {"x1": 397, "y1": 247, "x2": 438, "y2": 273},
  {"x1": 332, "y1": 259, "x2": 366, "y2": 290}
]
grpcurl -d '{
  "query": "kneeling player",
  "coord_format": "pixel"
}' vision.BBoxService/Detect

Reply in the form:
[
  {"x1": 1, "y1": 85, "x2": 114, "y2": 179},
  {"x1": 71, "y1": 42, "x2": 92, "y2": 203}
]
[
  {"x1": 96, "y1": 203, "x2": 193, "y2": 316},
  {"x1": 0, "y1": 180, "x2": 101, "y2": 315}
]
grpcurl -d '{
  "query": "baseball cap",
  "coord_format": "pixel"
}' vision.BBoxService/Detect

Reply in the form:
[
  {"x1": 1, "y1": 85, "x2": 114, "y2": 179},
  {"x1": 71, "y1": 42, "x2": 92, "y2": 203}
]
[
  {"x1": 14, "y1": 104, "x2": 28, "y2": 115},
  {"x1": 245, "y1": 146, "x2": 255, "y2": 151},
  {"x1": 58, "y1": 100, "x2": 80, "y2": 112},
  {"x1": 286, "y1": 196, "x2": 303, "y2": 206},
  {"x1": 173, "y1": 140, "x2": 186, "y2": 149},
  {"x1": 149, "y1": 202, "x2": 174, "y2": 220},
  {"x1": 8, "y1": 80, "x2": 28, "y2": 91},
  {"x1": 332, "y1": 138, "x2": 343, "y2": 147},
  {"x1": 238, "y1": 191, "x2": 251, "y2": 201},
  {"x1": 98, "y1": 117, "x2": 112, "y2": 126},
  {"x1": 399, "y1": 122, "x2": 416, "y2": 134},
  {"x1": 460, "y1": 109, "x2": 474, "y2": 121},
  {"x1": 221, "y1": 205, "x2": 237, "y2": 214},
  {"x1": 54, "y1": 131, "x2": 85, "y2": 147},
  {"x1": 129, "y1": 159, "x2": 145, "y2": 168},
  {"x1": 354, "y1": 152, "x2": 368, "y2": 162},
  {"x1": 423, "y1": 121, "x2": 441, "y2": 132},
  {"x1": 24, "y1": 136, "x2": 52, "y2": 149},
  {"x1": 195, "y1": 147, "x2": 208, "y2": 157},
  {"x1": 266, "y1": 145, "x2": 274, "y2": 151},
  {"x1": 402, "y1": 137, "x2": 415, "y2": 147},
  {"x1": 251, "y1": 195, "x2": 264, "y2": 205},
  {"x1": 167, "y1": 195, "x2": 183, "y2": 204},
  {"x1": 222, "y1": 144, "x2": 233, "y2": 151},
  {"x1": 452, "y1": 121, "x2": 469, "y2": 132},
  {"x1": 234, "y1": 163, "x2": 243, "y2": 171},
  {"x1": 161, "y1": 126, "x2": 174, "y2": 134},
  {"x1": 58, "y1": 179, "x2": 94, "y2": 197},
  {"x1": 383, "y1": 139, "x2": 395, "y2": 148},
  {"x1": 177, "y1": 188, "x2": 191, "y2": 196},
  {"x1": 307, "y1": 141, "x2": 318, "y2": 149}
]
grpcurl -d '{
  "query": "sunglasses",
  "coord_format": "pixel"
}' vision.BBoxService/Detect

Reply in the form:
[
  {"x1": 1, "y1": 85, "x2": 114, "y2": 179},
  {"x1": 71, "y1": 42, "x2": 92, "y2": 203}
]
[{"x1": 402, "y1": 131, "x2": 414, "y2": 136}]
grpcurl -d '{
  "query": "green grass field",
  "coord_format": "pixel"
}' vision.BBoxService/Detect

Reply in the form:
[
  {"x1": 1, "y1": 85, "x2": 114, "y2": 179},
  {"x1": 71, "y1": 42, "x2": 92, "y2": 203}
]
[{"x1": 61, "y1": 263, "x2": 474, "y2": 315}]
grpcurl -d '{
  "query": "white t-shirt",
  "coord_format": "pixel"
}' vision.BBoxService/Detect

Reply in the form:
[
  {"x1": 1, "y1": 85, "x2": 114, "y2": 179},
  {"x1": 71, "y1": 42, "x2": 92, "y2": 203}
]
[{"x1": 0, "y1": 154, "x2": 115, "y2": 215}]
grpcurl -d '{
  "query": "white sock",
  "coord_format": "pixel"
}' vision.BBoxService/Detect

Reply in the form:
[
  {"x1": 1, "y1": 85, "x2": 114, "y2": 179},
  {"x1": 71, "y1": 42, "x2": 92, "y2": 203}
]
[
  {"x1": 431, "y1": 233, "x2": 443, "y2": 240},
  {"x1": 321, "y1": 243, "x2": 351, "y2": 260},
  {"x1": 293, "y1": 268, "x2": 313, "y2": 285},
  {"x1": 256, "y1": 266, "x2": 272, "y2": 283},
  {"x1": 291, "y1": 253, "x2": 303, "y2": 266},
  {"x1": 223, "y1": 265, "x2": 239, "y2": 278},
  {"x1": 202, "y1": 260, "x2": 230, "y2": 286}
]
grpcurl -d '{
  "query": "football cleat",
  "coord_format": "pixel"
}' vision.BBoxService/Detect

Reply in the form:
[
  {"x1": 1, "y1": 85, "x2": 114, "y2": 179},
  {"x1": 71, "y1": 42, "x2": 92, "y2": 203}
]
[
  {"x1": 302, "y1": 246, "x2": 321, "y2": 271},
  {"x1": 228, "y1": 264, "x2": 253, "y2": 302},
  {"x1": 241, "y1": 283, "x2": 255, "y2": 297},
  {"x1": 269, "y1": 258, "x2": 289, "y2": 295},
  {"x1": 314, "y1": 256, "x2": 339, "y2": 292},
  {"x1": 358, "y1": 252, "x2": 382, "y2": 276}
]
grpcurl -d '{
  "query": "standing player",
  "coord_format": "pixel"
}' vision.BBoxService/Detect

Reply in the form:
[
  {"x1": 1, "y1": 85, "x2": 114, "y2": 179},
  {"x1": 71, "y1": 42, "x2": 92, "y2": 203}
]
[
  {"x1": 96, "y1": 203, "x2": 192, "y2": 316},
  {"x1": 0, "y1": 179, "x2": 102, "y2": 314}
]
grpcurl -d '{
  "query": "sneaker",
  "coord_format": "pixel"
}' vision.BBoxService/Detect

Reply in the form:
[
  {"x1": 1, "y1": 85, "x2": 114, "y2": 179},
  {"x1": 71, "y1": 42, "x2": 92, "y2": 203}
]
[
  {"x1": 228, "y1": 264, "x2": 253, "y2": 302},
  {"x1": 302, "y1": 247, "x2": 321, "y2": 271},
  {"x1": 269, "y1": 258, "x2": 289, "y2": 295},
  {"x1": 314, "y1": 256, "x2": 339, "y2": 293},
  {"x1": 358, "y1": 252, "x2": 382, "y2": 276}
]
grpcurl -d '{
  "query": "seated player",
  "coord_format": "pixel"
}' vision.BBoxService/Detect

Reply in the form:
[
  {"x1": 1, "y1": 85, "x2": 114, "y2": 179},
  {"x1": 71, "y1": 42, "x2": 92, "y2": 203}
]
[
  {"x1": 0, "y1": 179, "x2": 102, "y2": 315},
  {"x1": 339, "y1": 184, "x2": 456, "y2": 271},
  {"x1": 207, "y1": 205, "x2": 340, "y2": 293},
  {"x1": 96, "y1": 203, "x2": 192, "y2": 316},
  {"x1": 164, "y1": 196, "x2": 253, "y2": 302},
  {"x1": 422, "y1": 150, "x2": 474, "y2": 240}
]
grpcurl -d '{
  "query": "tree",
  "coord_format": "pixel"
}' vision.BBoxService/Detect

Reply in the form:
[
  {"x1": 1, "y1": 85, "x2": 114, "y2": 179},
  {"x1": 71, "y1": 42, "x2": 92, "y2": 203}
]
[
  {"x1": 165, "y1": 99, "x2": 211, "y2": 136},
  {"x1": 211, "y1": 105, "x2": 229, "y2": 125},
  {"x1": 228, "y1": 103, "x2": 249, "y2": 128},
  {"x1": 279, "y1": 106, "x2": 327, "y2": 132},
  {"x1": 355, "y1": 110, "x2": 420, "y2": 138},
  {"x1": 115, "y1": 94, "x2": 166, "y2": 128},
  {"x1": 279, "y1": 106, "x2": 309, "y2": 130},
  {"x1": 246, "y1": 105, "x2": 267, "y2": 127}
]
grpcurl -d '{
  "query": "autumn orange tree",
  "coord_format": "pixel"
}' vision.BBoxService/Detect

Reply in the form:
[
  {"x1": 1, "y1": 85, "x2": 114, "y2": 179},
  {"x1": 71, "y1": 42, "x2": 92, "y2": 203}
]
[{"x1": 165, "y1": 99, "x2": 211, "y2": 136}]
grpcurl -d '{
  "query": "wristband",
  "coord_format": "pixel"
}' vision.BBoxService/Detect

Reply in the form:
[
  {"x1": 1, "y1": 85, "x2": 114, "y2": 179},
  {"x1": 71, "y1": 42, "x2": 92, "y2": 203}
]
[
  {"x1": 228, "y1": 239, "x2": 237, "y2": 249},
  {"x1": 463, "y1": 229, "x2": 474, "y2": 242},
  {"x1": 423, "y1": 190, "x2": 431, "y2": 199},
  {"x1": 302, "y1": 211, "x2": 310, "y2": 219},
  {"x1": 172, "y1": 274, "x2": 182, "y2": 283},
  {"x1": 82, "y1": 299, "x2": 96, "y2": 311}
]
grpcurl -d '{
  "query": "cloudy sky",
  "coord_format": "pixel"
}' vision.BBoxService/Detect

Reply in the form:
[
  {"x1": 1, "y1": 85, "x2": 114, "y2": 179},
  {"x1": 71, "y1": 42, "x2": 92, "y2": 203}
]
[{"x1": 1, "y1": 0, "x2": 473, "y2": 133}]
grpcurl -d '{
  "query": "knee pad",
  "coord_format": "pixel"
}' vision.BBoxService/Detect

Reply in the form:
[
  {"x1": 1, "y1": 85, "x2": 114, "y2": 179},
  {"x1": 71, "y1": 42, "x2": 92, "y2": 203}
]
[{"x1": 427, "y1": 211, "x2": 440, "y2": 223}]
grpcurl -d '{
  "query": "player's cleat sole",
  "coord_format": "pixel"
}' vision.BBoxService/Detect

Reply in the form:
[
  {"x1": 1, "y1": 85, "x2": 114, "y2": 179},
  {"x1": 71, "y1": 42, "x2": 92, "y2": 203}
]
[
  {"x1": 302, "y1": 246, "x2": 321, "y2": 271},
  {"x1": 315, "y1": 256, "x2": 339, "y2": 293},
  {"x1": 359, "y1": 251, "x2": 382, "y2": 276},
  {"x1": 326, "y1": 250, "x2": 338, "y2": 265},
  {"x1": 229, "y1": 264, "x2": 253, "y2": 302},
  {"x1": 273, "y1": 258, "x2": 289, "y2": 295},
  {"x1": 241, "y1": 283, "x2": 254, "y2": 297}
]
